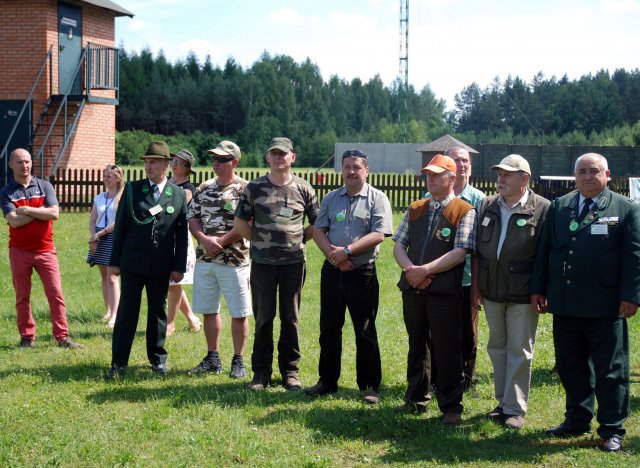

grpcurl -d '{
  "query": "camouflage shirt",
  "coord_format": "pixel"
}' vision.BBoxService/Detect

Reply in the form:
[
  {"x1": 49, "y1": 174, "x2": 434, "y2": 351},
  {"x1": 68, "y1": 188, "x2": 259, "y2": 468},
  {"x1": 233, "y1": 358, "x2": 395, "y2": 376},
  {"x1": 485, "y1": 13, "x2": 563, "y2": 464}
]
[
  {"x1": 235, "y1": 174, "x2": 319, "y2": 265},
  {"x1": 187, "y1": 176, "x2": 250, "y2": 266}
]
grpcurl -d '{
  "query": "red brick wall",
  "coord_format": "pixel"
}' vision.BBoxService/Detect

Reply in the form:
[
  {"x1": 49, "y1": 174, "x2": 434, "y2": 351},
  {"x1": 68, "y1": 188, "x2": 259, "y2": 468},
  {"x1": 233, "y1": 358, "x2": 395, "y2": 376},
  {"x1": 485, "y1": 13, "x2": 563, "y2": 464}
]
[{"x1": 0, "y1": 0, "x2": 119, "y2": 175}]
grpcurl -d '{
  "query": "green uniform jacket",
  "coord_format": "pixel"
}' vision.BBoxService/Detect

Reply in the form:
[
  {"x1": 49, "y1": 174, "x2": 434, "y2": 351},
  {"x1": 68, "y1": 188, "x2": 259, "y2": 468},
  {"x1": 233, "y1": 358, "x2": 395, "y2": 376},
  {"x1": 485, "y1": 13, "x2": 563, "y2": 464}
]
[
  {"x1": 110, "y1": 179, "x2": 188, "y2": 276},
  {"x1": 531, "y1": 188, "x2": 640, "y2": 317}
]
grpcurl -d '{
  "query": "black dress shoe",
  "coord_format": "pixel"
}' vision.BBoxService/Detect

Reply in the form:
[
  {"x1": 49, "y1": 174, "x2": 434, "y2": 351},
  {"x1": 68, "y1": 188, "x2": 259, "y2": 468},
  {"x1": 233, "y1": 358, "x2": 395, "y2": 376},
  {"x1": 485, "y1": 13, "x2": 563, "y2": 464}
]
[
  {"x1": 546, "y1": 422, "x2": 590, "y2": 437},
  {"x1": 305, "y1": 381, "x2": 337, "y2": 397},
  {"x1": 151, "y1": 363, "x2": 169, "y2": 375},
  {"x1": 600, "y1": 436, "x2": 622, "y2": 452},
  {"x1": 105, "y1": 365, "x2": 126, "y2": 380}
]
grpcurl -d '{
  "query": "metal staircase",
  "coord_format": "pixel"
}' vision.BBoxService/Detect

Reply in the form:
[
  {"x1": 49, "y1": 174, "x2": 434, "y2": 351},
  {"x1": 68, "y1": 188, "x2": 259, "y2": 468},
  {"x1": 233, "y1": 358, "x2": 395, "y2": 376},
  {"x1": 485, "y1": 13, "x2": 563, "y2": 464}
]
[{"x1": 1, "y1": 43, "x2": 120, "y2": 184}]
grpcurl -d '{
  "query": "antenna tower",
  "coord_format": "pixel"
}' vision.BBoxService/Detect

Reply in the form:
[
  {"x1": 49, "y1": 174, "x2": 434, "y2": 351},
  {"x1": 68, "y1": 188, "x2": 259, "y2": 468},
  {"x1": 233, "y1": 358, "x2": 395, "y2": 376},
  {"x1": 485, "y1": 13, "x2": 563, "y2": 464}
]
[{"x1": 399, "y1": 0, "x2": 409, "y2": 142}]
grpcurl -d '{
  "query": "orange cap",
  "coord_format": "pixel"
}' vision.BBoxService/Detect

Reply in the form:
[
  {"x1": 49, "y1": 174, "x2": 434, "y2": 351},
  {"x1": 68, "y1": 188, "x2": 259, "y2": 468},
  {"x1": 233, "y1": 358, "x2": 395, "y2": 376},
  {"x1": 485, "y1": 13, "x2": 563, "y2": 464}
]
[{"x1": 420, "y1": 154, "x2": 457, "y2": 174}]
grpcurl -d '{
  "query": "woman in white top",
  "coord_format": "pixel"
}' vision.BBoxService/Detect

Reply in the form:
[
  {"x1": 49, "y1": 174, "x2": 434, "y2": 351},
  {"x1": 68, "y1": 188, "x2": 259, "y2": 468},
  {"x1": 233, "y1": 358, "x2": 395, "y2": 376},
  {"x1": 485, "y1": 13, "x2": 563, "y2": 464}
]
[
  {"x1": 88, "y1": 165, "x2": 124, "y2": 328},
  {"x1": 166, "y1": 150, "x2": 201, "y2": 335}
]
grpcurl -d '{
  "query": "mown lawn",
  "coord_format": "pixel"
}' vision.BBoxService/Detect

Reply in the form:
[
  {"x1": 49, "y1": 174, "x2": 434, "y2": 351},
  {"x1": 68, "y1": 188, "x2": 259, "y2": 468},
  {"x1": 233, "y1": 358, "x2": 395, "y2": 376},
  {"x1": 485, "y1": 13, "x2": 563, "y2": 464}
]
[{"x1": 0, "y1": 211, "x2": 638, "y2": 466}]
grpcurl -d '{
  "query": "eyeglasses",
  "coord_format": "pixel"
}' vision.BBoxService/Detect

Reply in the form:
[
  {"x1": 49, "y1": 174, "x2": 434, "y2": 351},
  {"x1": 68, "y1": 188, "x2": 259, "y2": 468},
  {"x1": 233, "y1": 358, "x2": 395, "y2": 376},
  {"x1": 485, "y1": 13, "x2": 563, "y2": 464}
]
[
  {"x1": 172, "y1": 159, "x2": 188, "y2": 167},
  {"x1": 342, "y1": 149, "x2": 367, "y2": 159},
  {"x1": 213, "y1": 156, "x2": 234, "y2": 164}
]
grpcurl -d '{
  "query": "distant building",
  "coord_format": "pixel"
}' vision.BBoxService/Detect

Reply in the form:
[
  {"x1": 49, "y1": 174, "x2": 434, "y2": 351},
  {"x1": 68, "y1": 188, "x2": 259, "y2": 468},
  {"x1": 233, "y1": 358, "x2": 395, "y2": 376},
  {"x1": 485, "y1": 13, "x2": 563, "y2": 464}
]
[
  {"x1": 334, "y1": 134, "x2": 477, "y2": 174},
  {"x1": 0, "y1": 0, "x2": 133, "y2": 186}
]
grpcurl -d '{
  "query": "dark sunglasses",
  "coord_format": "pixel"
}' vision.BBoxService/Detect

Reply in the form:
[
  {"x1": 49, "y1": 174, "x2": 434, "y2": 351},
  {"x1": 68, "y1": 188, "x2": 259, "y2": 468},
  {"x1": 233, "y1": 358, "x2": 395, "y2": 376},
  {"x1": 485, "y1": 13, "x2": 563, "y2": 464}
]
[
  {"x1": 342, "y1": 149, "x2": 367, "y2": 160},
  {"x1": 213, "y1": 156, "x2": 234, "y2": 164}
]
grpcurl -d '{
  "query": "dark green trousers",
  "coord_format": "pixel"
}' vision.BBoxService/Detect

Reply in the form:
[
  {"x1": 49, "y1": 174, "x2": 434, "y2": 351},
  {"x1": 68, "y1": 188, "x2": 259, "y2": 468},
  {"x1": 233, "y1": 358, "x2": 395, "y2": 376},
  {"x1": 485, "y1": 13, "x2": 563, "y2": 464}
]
[
  {"x1": 111, "y1": 271, "x2": 170, "y2": 367},
  {"x1": 553, "y1": 314, "x2": 629, "y2": 439}
]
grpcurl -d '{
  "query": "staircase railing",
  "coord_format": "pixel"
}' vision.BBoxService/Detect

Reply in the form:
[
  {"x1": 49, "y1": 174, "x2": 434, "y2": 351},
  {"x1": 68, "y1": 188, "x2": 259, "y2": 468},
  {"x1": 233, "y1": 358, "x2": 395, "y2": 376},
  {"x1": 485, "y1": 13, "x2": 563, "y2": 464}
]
[
  {"x1": 86, "y1": 43, "x2": 120, "y2": 103},
  {"x1": 33, "y1": 46, "x2": 89, "y2": 177},
  {"x1": 1, "y1": 43, "x2": 121, "y2": 185},
  {"x1": 0, "y1": 46, "x2": 53, "y2": 186}
]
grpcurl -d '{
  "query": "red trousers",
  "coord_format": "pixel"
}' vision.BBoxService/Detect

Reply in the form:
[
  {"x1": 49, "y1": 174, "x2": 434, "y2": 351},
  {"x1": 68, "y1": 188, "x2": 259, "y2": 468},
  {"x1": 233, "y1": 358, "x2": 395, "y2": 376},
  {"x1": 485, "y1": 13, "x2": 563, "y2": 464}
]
[{"x1": 9, "y1": 247, "x2": 69, "y2": 341}]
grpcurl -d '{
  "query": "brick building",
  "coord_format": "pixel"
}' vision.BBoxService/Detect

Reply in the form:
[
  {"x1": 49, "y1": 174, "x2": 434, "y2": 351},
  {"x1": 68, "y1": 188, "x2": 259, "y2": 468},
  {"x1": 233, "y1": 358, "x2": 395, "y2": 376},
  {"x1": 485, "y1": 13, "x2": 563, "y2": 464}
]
[{"x1": 0, "y1": 0, "x2": 133, "y2": 185}]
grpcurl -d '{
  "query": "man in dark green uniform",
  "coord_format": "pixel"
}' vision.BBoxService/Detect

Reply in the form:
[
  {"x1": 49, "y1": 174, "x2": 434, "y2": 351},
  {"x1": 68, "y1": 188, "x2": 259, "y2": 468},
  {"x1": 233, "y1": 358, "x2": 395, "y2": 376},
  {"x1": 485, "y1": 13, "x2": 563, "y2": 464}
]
[
  {"x1": 106, "y1": 141, "x2": 188, "y2": 378},
  {"x1": 531, "y1": 153, "x2": 640, "y2": 452}
]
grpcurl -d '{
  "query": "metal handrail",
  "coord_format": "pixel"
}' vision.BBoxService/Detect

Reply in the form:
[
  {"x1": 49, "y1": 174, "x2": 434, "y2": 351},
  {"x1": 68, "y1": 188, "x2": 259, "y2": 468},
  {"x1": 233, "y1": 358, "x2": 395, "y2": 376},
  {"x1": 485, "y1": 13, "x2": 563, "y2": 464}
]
[
  {"x1": 0, "y1": 46, "x2": 53, "y2": 186},
  {"x1": 86, "y1": 43, "x2": 120, "y2": 104},
  {"x1": 33, "y1": 46, "x2": 89, "y2": 177}
]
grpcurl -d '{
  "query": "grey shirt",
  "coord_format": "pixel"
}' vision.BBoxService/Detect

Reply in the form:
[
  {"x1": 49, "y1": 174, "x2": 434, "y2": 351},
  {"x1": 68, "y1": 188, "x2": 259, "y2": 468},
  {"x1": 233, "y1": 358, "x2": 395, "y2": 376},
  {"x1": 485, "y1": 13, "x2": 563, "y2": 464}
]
[{"x1": 315, "y1": 183, "x2": 393, "y2": 266}]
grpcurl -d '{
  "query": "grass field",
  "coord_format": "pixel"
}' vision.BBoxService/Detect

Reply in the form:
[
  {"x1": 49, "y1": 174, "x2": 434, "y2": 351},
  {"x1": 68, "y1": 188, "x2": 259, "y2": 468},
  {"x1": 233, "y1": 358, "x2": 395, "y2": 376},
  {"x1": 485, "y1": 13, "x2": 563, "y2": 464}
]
[{"x1": 0, "y1": 212, "x2": 639, "y2": 466}]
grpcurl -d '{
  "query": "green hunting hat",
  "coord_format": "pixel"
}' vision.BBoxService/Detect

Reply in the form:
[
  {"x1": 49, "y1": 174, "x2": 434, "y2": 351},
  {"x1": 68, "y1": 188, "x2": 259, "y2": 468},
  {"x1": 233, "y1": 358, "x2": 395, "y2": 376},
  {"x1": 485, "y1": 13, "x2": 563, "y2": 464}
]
[
  {"x1": 268, "y1": 137, "x2": 293, "y2": 153},
  {"x1": 141, "y1": 141, "x2": 171, "y2": 160}
]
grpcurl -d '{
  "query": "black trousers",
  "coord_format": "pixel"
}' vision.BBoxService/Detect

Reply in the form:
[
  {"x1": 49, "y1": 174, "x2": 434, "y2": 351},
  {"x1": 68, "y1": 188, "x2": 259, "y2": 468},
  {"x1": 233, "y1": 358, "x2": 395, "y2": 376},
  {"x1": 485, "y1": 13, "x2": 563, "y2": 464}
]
[
  {"x1": 553, "y1": 314, "x2": 630, "y2": 439},
  {"x1": 402, "y1": 291, "x2": 464, "y2": 414},
  {"x1": 318, "y1": 261, "x2": 381, "y2": 391},
  {"x1": 460, "y1": 285, "x2": 479, "y2": 388},
  {"x1": 111, "y1": 271, "x2": 170, "y2": 367},
  {"x1": 250, "y1": 261, "x2": 305, "y2": 380}
]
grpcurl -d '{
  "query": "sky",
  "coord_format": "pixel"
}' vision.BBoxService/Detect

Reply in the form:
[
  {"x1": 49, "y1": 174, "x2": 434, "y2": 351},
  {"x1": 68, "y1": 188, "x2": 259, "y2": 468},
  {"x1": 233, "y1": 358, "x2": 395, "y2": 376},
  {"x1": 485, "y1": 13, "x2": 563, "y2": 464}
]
[{"x1": 113, "y1": 0, "x2": 640, "y2": 110}]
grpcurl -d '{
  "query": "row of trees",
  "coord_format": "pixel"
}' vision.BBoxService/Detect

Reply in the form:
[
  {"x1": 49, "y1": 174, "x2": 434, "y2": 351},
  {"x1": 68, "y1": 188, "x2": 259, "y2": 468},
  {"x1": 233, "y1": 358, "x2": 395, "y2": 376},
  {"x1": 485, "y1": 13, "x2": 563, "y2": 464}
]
[
  {"x1": 116, "y1": 47, "x2": 640, "y2": 166},
  {"x1": 118, "y1": 49, "x2": 447, "y2": 165},
  {"x1": 452, "y1": 70, "x2": 640, "y2": 140}
]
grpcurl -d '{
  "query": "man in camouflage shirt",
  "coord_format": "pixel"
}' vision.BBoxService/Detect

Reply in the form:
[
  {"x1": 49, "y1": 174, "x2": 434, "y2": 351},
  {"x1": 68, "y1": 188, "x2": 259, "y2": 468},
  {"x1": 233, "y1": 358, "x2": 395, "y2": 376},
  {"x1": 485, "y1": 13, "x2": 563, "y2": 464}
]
[
  {"x1": 235, "y1": 137, "x2": 319, "y2": 391},
  {"x1": 187, "y1": 141, "x2": 252, "y2": 379}
]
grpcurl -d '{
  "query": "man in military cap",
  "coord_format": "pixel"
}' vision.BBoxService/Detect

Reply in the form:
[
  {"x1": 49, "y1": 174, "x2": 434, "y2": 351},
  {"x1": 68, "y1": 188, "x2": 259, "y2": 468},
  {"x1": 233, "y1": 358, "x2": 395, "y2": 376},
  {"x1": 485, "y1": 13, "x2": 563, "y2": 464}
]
[
  {"x1": 106, "y1": 141, "x2": 188, "y2": 378},
  {"x1": 235, "y1": 137, "x2": 319, "y2": 391},
  {"x1": 531, "y1": 153, "x2": 640, "y2": 452},
  {"x1": 187, "y1": 140, "x2": 252, "y2": 379}
]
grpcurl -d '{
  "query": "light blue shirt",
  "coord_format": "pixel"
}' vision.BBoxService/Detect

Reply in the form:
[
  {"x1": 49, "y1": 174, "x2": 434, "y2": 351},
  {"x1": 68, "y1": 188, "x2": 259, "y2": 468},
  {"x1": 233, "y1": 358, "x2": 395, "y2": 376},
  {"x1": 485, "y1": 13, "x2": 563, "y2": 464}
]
[{"x1": 315, "y1": 183, "x2": 393, "y2": 266}]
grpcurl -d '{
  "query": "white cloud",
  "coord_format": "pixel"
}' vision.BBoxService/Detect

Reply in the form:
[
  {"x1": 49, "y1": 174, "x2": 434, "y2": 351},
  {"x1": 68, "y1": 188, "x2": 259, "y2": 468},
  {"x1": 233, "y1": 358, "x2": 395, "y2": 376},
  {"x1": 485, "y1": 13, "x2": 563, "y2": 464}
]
[
  {"x1": 126, "y1": 18, "x2": 155, "y2": 32},
  {"x1": 600, "y1": 0, "x2": 640, "y2": 12}
]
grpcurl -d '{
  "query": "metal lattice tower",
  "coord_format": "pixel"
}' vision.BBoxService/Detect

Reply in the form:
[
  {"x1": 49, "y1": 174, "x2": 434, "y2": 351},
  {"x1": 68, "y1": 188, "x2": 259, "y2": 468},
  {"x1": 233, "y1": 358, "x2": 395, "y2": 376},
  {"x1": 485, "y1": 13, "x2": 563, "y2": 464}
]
[{"x1": 399, "y1": 0, "x2": 409, "y2": 142}]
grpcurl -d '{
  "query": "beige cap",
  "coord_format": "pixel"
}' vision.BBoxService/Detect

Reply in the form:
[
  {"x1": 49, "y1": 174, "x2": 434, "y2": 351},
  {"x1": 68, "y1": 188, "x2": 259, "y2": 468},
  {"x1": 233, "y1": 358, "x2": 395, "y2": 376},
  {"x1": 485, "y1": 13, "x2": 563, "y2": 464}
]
[
  {"x1": 491, "y1": 154, "x2": 531, "y2": 176},
  {"x1": 207, "y1": 140, "x2": 241, "y2": 160}
]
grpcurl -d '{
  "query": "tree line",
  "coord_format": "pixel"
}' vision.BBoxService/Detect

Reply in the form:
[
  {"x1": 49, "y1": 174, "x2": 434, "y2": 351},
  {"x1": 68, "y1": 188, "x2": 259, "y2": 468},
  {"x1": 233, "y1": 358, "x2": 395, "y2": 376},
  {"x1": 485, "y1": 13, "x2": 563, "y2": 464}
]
[{"x1": 116, "y1": 47, "x2": 640, "y2": 166}]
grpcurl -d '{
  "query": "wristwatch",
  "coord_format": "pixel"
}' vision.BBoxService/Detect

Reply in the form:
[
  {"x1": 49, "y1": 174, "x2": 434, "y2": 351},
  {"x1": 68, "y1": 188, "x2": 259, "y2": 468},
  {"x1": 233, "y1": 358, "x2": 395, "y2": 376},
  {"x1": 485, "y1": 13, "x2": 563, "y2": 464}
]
[{"x1": 344, "y1": 245, "x2": 352, "y2": 257}]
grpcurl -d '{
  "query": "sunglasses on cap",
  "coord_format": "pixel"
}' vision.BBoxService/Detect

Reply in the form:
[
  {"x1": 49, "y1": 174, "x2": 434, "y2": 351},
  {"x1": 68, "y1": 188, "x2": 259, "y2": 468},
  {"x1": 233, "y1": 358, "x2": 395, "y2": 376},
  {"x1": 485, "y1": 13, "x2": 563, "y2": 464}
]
[
  {"x1": 342, "y1": 149, "x2": 367, "y2": 160},
  {"x1": 213, "y1": 156, "x2": 235, "y2": 164}
]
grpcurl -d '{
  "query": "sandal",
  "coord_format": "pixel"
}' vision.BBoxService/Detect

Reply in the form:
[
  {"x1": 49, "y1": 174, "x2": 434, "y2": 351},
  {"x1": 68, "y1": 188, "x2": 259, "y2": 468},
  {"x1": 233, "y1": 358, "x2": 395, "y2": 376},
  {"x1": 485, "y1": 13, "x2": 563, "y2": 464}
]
[
  {"x1": 166, "y1": 322, "x2": 176, "y2": 337},
  {"x1": 189, "y1": 318, "x2": 202, "y2": 333}
]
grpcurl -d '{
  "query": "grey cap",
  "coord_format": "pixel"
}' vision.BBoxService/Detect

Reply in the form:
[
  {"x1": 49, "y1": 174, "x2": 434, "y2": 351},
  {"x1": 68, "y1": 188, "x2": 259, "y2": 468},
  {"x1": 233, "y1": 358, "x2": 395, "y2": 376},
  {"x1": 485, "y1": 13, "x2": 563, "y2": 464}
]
[
  {"x1": 491, "y1": 154, "x2": 531, "y2": 176},
  {"x1": 268, "y1": 137, "x2": 293, "y2": 153},
  {"x1": 207, "y1": 141, "x2": 241, "y2": 160},
  {"x1": 171, "y1": 149, "x2": 196, "y2": 166}
]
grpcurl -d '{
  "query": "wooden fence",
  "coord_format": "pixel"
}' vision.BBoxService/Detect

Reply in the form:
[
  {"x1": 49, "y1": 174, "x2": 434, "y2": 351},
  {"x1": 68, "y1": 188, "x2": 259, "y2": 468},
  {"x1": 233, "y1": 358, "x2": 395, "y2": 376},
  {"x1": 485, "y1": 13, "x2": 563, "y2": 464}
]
[{"x1": 51, "y1": 168, "x2": 631, "y2": 212}]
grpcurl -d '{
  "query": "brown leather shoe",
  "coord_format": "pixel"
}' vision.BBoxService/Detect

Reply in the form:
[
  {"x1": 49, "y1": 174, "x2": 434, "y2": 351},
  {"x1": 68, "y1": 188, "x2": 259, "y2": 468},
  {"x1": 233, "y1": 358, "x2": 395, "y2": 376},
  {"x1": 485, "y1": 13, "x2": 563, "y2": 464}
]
[
  {"x1": 503, "y1": 414, "x2": 525, "y2": 429},
  {"x1": 247, "y1": 375, "x2": 271, "y2": 391},
  {"x1": 362, "y1": 388, "x2": 380, "y2": 405},
  {"x1": 57, "y1": 337, "x2": 84, "y2": 349},
  {"x1": 283, "y1": 375, "x2": 302, "y2": 391},
  {"x1": 442, "y1": 412, "x2": 462, "y2": 426}
]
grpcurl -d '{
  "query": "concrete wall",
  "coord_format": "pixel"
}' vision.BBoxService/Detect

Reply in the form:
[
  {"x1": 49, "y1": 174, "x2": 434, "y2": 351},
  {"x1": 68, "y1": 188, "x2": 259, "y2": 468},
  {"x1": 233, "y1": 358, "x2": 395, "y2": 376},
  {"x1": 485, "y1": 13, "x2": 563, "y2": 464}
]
[
  {"x1": 335, "y1": 142, "x2": 640, "y2": 177},
  {"x1": 334, "y1": 143, "x2": 424, "y2": 173}
]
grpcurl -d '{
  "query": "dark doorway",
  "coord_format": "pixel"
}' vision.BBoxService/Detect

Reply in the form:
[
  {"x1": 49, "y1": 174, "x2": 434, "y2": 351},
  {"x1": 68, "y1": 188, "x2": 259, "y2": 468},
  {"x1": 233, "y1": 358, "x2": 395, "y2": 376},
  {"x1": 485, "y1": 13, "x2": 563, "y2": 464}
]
[
  {"x1": 58, "y1": 1, "x2": 83, "y2": 95},
  {"x1": 0, "y1": 100, "x2": 32, "y2": 187}
]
